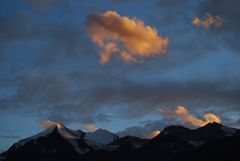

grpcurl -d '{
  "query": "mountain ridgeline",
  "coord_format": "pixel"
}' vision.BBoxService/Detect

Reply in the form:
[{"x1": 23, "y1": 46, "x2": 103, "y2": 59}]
[{"x1": 0, "y1": 122, "x2": 239, "y2": 161}]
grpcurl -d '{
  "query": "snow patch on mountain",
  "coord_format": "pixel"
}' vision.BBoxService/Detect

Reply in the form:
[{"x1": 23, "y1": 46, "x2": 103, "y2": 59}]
[
  {"x1": 85, "y1": 129, "x2": 118, "y2": 144},
  {"x1": 54, "y1": 124, "x2": 89, "y2": 154},
  {"x1": 56, "y1": 124, "x2": 78, "y2": 139}
]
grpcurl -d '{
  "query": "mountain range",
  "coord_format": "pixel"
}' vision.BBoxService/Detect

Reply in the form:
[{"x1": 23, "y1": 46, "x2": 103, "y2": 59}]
[{"x1": 0, "y1": 122, "x2": 239, "y2": 161}]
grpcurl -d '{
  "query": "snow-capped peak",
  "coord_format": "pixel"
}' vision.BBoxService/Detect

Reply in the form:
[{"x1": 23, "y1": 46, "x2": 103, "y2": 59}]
[
  {"x1": 54, "y1": 123, "x2": 89, "y2": 154},
  {"x1": 85, "y1": 128, "x2": 118, "y2": 144},
  {"x1": 14, "y1": 125, "x2": 56, "y2": 148},
  {"x1": 10, "y1": 122, "x2": 120, "y2": 154},
  {"x1": 14, "y1": 123, "x2": 89, "y2": 154}
]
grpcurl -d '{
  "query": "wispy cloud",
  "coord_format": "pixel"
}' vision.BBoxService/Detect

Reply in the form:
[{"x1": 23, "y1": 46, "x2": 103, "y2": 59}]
[
  {"x1": 39, "y1": 120, "x2": 59, "y2": 129},
  {"x1": 86, "y1": 11, "x2": 168, "y2": 64},
  {"x1": 192, "y1": 13, "x2": 223, "y2": 29}
]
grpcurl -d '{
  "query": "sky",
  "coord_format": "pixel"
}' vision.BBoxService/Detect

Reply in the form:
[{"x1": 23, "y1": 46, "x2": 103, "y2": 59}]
[{"x1": 0, "y1": 0, "x2": 240, "y2": 152}]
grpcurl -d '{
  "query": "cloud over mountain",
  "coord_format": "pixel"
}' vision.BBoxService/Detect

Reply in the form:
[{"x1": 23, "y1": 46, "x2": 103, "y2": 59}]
[{"x1": 174, "y1": 106, "x2": 221, "y2": 127}]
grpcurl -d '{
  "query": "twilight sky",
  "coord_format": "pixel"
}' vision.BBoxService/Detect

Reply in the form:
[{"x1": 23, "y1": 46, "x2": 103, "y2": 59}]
[{"x1": 0, "y1": 0, "x2": 240, "y2": 152}]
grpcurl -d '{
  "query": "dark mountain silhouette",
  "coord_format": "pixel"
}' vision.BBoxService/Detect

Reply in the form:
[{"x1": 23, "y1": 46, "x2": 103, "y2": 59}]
[
  {"x1": 111, "y1": 135, "x2": 149, "y2": 151},
  {"x1": 0, "y1": 126, "x2": 86, "y2": 161},
  {"x1": 0, "y1": 122, "x2": 239, "y2": 161}
]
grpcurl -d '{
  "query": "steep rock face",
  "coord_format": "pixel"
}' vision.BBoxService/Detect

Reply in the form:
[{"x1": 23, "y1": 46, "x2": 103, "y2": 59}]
[
  {"x1": 0, "y1": 124, "x2": 121, "y2": 161},
  {"x1": 1, "y1": 127, "x2": 86, "y2": 161}
]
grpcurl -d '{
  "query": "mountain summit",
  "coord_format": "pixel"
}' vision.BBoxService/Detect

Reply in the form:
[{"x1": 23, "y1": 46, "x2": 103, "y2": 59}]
[
  {"x1": 0, "y1": 122, "x2": 239, "y2": 161},
  {"x1": 160, "y1": 122, "x2": 237, "y2": 142},
  {"x1": 85, "y1": 128, "x2": 118, "y2": 144}
]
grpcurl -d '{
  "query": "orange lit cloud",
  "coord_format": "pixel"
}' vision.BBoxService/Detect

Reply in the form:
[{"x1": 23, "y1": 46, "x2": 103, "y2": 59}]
[
  {"x1": 175, "y1": 106, "x2": 205, "y2": 127},
  {"x1": 203, "y1": 113, "x2": 221, "y2": 123},
  {"x1": 175, "y1": 106, "x2": 221, "y2": 127},
  {"x1": 39, "y1": 120, "x2": 59, "y2": 129},
  {"x1": 192, "y1": 13, "x2": 223, "y2": 29},
  {"x1": 87, "y1": 11, "x2": 169, "y2": 64},
  {"x1": 147, "y1": 130, "x2": 160, "y2": 139},
  {"x1": 86, "y1": 123, "x2": 97, "y2": 132}
]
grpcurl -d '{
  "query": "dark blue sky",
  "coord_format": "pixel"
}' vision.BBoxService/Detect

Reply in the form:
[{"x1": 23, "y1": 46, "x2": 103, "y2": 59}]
[{"x1": 0, "y1": 0, "x2": 240, "y2": 152}]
